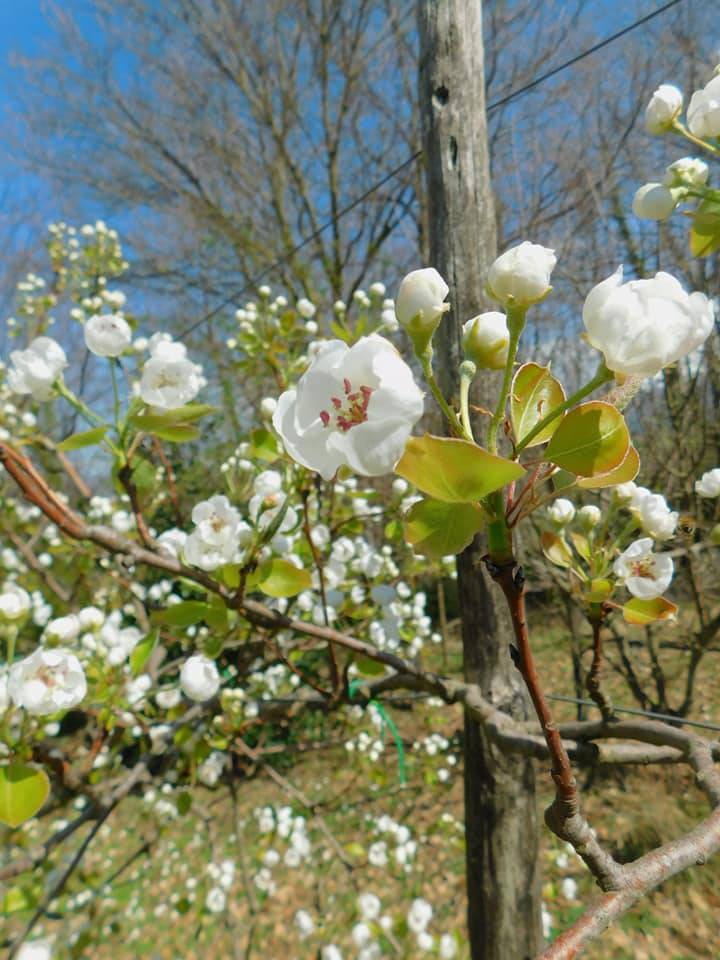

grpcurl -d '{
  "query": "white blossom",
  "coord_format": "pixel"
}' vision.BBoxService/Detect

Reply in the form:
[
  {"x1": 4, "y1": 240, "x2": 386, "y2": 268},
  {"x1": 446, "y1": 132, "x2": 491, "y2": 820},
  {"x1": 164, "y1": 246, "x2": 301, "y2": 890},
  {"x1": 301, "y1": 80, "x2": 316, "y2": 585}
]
[
  {"x1": 205, "y1": 886, "x2": 226, "y2": 913},
  {"x1": 461, "y1": 312, "x2": 509, "y2": 369},
  {"x1": 297, "y1": 298, "x2": 316, "y2": 319},
  {"x1": 548, "y1": 498, "x2": 575, "y2": 526},
  {"x1": 0, "y1": 582, "x2": 31, "y2": 621},
  {"x1": 583, "y1": 267, "x2": 714, "y2": 377},
  {"x1": 140, "y1": 339, "x2": 203, "y2": 409},
  {"x1": 645, "y1": 84, "x2": 683, "y2": 134},
  {"x1": 407, "y1": 898, "x2": 433, "y2": 934},
  {"x1": 687, "y1": 74, "x2": 720, "y2": 139},
  {"x1": 45, "y1": 614, "x2": 81, "y2": 643},
  {"x1": 7, "y1": 337, "x2": 67, "y2": 401},
  {"x1": 632, "y1": 183, "x2": 677, "y2": 221},
  {"x1": 487, "y1": 242, "x2": 556, "y2": 308},
  {"x1": 16, "y1": 941, "x2": 53, "y2": 960},
  {"x1": 294, "y1": 909, "x2": 315, "y2": 939},
  {"x1": 84, "y1": 314, "x2": 132, "y2": 357},
  {"x1": 664, "y1": 157, "x2": 709, "y2": 189},
  {"x1": 358, "y1": 892, "x2": 381, "y2": 921},
  {"x1": 614, "y1": 538, "x2": 673, "y2": 599},
  {"x1": 9, "y1": 647, "x2": 87, "y2": 715},
  {"x1": 637, "y1": 493, "x2": 678, "y2": 541},
  {"x1": 273, "y1": 336, "x2": 424, "y2": 480},
  {"x1": 695, "y1": 467, "x2": 720, "y2": 498},
  {"x1": 180, "y1": 655, "x2": 220, "y2": 702},
  {"x1": 439, "y1": 934, "x2": 458, "y2": 959}
]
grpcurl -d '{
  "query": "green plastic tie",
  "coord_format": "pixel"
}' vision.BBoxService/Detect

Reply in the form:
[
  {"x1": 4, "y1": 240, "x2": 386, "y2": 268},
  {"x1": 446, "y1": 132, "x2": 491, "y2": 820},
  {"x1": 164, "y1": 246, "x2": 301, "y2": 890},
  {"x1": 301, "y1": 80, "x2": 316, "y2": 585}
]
[{"x1": 348, "y1": 679, "x2": 406, "y2": 785}]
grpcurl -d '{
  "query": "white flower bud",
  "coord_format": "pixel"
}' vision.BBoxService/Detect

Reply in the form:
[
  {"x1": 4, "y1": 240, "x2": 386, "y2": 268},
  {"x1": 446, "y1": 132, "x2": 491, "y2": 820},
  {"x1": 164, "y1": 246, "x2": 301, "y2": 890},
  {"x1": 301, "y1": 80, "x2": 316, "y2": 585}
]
[
  {"x1": 687, "y1": 74, "x2": 720, "y2": 139},
  {"x1": 632, "y1": 183, "x2": 677, "y2": 221},
  {"x1": 461, "y1": 312, "x2": 509, "y2": 369},
  {"x1": 180, "y1": 654, "x2": 220, "y2": 702},
  {"x1": 45, "y1": 614, "x2": 81, "y2": 643},
  {"x1": 297, "y1": 298, "x2": 316, "y2": 319},
  {"x1": 645, "y1": 84, "x2": 683, "y2": 134},
  {"x1": 548, "y1": 498, "x2": 575, "y2": 526},
  {"x1": 260, "y1": 397, "x2": 277, "y2": 419},
  {"x1": 395, "y1": 268, "x2": 450, "y2": 352},
  {"x1": 664, "y1": 156, "x2": 709, "y2": 189},
  {"x1": 577, "y1": 504, "x2": 602, "y2": 530},
  {"x1": 0, "y1": 583, "x2": 31, "y2": 621},
  {"x1": 695, "y1": 467, "x2": 720, "y2": 498},
  {"x1": 487, "y1": 242, "x2": 556, "y2": 308}
]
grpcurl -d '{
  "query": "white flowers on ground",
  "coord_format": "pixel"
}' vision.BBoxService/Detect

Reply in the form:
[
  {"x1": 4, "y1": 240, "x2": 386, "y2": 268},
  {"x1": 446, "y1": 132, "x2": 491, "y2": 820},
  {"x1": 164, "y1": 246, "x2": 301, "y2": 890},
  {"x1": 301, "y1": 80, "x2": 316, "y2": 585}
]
[
  {"x1": 294, "y1": 908, "x2": 315, "y2": 939},
  {"x1": 273, "y1": 335, "x2": 424, "y2": 480},
  {"x1": 645, "y1": 84, "x2": 683, "y2": 134},
  {"x1": 582, "y1": 267, "x2": 714, "y2": 377},
  {"x1": 205, "y1": 886, "x2": 226, "y2": 913},
  {"x1": 7, "y1": 337, "x2": 67, "y2": 401},
  {"x1": 84, "y1": 314, "x2": 132, "y2": 357},
  {"x1": 696, "y1": 468, "x2": 720, "y2": 498},
  {"x1": 0, "y1": 582, "x2": 31, "y2": 621},
  {"x1": 139, "y1": 337, "x2": 204, "y2": 409},
  {"x1": 183, "y1": 494, "x2": 251, "y2": 571},
  {"x1": 637, "y1": 493, "x2": 678, "y2": 541},
  {"x1": 180, "y1": 654, "x2": 220, "y2": 702},
  {"x1": 461, "y1": 312, "x2": 510, "y2": 369},
  {"x1": 395, "y1": 268, "x2": 450, "y2": 350},
  {"x1": 8, "y1": 648, "x2": 87, "y2": 715},
  {"x1": 407, "y1": 897, "x2": 433, "y2": 934},
  {"x1": 487, "y1": 242, "x2": 556, "y2": 308},
  {"x1": 548, "y1": 498, "x2": 575, "y2": 526},
  {"x1": 632, "y1": 183, "x2": 677, "y2": 221},
  {"x1": 614, "y1": 538, "x2": 673, "y2": 600},
  {"x1": 687, "y1": 73, "x2": 720, "y2": 139},
  {"x1": 16, "y1": 940, "x2": 53, "y2": 960}
]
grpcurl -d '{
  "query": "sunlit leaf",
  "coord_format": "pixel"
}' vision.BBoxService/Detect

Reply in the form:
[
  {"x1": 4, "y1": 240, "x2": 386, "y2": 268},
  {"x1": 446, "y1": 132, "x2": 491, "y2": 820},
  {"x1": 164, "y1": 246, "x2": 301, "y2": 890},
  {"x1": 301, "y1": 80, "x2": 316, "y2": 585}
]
[
  {"x1": 0, "y1": 764, "x2": 50, "y2": 828},
  {"x1": 541, "y1": 531, "x2": 573, "y2": 569},
  {"x1": 404, "y1": 498, "x2": 485, "y2": 558},
  {"x1": 544, "y1": 402, "x2": 629, "y2": 477},
  {"x1": 622, "y1": 596, "x2": 678, "y2": 625},
  {"x1": 510, "y1": 363, "x2": 566, "y2": 447},
  {"x1": 57, "y1": 426, "x2": 109, "y2": 452},
  {"x1": 577, "y1": 445, "x2": 640, "y2": 489},
  {"x1": 248, "y1": 558, "x2": 312, "y2": 598}
]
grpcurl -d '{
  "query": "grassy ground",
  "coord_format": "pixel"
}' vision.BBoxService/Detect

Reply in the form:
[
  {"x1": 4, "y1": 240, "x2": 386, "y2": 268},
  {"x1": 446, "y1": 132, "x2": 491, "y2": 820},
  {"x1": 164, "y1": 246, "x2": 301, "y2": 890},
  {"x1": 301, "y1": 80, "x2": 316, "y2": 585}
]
[{"x1": 4, "y1": 604, "x2": 720, "y2": 958}]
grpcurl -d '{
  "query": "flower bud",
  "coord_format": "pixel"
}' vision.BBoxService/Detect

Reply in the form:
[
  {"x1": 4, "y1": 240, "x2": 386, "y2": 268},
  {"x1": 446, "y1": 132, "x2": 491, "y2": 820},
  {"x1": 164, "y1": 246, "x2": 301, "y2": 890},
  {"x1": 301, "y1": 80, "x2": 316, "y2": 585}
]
[
  {"x1": 548, "y1": 498, "x2": 575, "y2": 526},
  {"x1": 632, "y1": 183, "x2": 677, "y2": 221},
  {"x1": 487, "y1": 242, "x2": 556, "y2": 308},
  {"x1": 461, "y1": 312, "x2": 510, "y2": 369},
  {"x1": 296, "y1": 298, "x2": 316, "y2": 319},
  {"x1": 664, "y1": 157, "x2": 709, "y2": 189},
  {"x1": 695, "y1": 467, "x2": 720, "y2": 498},
  {"x1": 395, "y1": 268, "x2": 450, "y2": 354},
  {"x1": 644, "y1": 84, "x2": 683, "y2": 134},
  {"x1": 84, "y1": 313, "x2": 132, "y2": 357},
  {"x1": 687, "y1": 74, "x2": 720, "y2": 139},
  {"x1": 578, "y1": 504, "x2": 602, "y2": 531}
]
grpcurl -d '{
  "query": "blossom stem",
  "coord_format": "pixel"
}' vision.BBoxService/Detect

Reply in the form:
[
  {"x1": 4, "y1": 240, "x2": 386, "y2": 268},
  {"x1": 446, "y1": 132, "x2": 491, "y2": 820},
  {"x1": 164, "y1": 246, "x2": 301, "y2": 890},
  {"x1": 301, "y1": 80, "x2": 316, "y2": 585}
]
[
  {"x1": 514, "y1": 361, "x2": 613, "y2": 454},
  {"x1": 419, "y1": 352, "x2": 468, "y2": 440},
  {"x1": 458, "y1": 361, "x2": 476, "y2": 442},
  {"x1": 487, "y1": 304, "x2": 525, "y2": 455},
  {"x1": 671, "y1": 120, "x2": 720, "y2": 156},
  {"x1": 110, "y1": 359, "x2": 122, "y2": 433},
  {"x1": 56, "y1": 381, "x2": 122, "y2": 458}
]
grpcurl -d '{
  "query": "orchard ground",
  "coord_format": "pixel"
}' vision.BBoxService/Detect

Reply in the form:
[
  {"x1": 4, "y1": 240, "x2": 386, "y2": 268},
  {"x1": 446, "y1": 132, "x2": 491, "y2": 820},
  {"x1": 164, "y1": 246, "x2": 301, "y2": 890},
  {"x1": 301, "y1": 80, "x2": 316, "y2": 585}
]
[{"x1": 3, "y1": 602, "x2": 719, "y2": 960}]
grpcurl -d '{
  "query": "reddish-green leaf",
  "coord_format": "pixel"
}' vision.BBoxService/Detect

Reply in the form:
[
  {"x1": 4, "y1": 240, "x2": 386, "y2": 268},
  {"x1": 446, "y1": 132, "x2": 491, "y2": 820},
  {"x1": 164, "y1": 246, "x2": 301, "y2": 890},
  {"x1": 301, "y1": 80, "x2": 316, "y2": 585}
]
[{"x1": 622, "y1": 596, "x2": 678, "y2": 625}]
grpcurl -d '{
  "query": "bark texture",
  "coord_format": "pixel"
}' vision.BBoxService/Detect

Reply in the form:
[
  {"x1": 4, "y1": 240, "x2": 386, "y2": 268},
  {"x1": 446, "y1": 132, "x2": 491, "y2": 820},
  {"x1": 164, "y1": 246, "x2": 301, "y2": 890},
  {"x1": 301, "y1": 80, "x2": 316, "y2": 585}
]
[{"x1": 417, "y1": 3, "x2": 542, "y2": 957}]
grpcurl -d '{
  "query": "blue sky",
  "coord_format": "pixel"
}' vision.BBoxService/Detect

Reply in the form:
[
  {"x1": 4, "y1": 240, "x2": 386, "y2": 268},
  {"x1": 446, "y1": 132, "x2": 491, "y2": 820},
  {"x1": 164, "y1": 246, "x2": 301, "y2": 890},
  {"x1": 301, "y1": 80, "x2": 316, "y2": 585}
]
[{"x1": 0, "y1": 1, "x2": 49, "y2": 86}]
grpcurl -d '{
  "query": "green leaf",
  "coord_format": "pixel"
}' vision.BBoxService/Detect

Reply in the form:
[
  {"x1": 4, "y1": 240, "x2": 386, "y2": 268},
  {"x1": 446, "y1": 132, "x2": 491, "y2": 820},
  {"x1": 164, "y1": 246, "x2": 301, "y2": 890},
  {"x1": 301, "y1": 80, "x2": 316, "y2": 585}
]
[
  {"x1": 356, "y1": 656, "x2": 385, "y2": 677},
  {"x1": 219, "y1": 564, "x2": 241, "y2": 589},
  {"x1": 568, "y1": 531, "x2": 591, "y2": 561},
  {"x1": 541, "y1": 531, "x2": 573, "y2": 569},
  {"x1": 510, "y1": 363, "x2": 566, "y2": 447},
  {"x1": 130, "y1": 416, "x2": 200, "y2": 443},
  {"x1": 544, "y1": 402, "x2": 629, "y2": 478},
  {"x1": 154, "y1": 601, "x2": 209, "y2": 627},
  {"x1": 0, "y1": 764, "x2": 50, "y2": 828},
  {"x1": 2, "y1": 885, "x2": 36, "y2": 914},
  {"x1": 57, "y1": 426, "x2": 109, "y2": 451},
  {"x1": 205, "y1": 596, "x2": 228, "y2": 631},
  {"x1": 577, "y1": 445, "x2": 640, "y2": 489},
  {"x1": 395, "y1": 434, "x2": 524, "y2": 503},
  {"x1": 689, "y1": 199, "x2": 720, "y2": 257},
  {"x1": 130, "y1": 629, "x2": 158, "y2": 676},
  {"x1": 176, "y1": 791, "x2": 192, "y2": 816},
  {"x1": 131, "y1": 404, "x2": 216, "y2": 426},
  {"x1": 622, "y1": 596, "x2": 678, "y2": 625},
  {"x1": 404, "y1": 498, "x2": 485, "y2": 558},
  {"x1": 249, "y1": 427, "x2": 280, "y2": 462},
  {"x1": 248, "y1": 558, "x2": 312, "y2": 598}
]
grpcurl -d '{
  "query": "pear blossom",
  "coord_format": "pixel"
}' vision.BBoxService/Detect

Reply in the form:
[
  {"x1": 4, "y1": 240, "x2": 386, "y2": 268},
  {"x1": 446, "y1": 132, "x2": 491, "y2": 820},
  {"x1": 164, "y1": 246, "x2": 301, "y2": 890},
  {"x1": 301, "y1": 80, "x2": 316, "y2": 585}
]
[
  {"x1": 156, "y1": 528, "x2": 188, "y2": 558},
  {"x1": 695, "y1": 468, "x2": 720, "y2": 498},
  {"x1": 439, "y1": 934, "x2": 458, "y2": 959},
  {"x1": 140, "y1": 338, "x2": 204, "y2": 409},
  {"x1": 0, "y1": 671, "x2": 9, "y2": 713},
  {"x1": 487, "y1": 242, "x2": 556, "y2": 308},
  {"x1": 8, "y1": 647, "x2": 87, "y2": 715},
  {"x1": 461, "y1": 311, "x2": 510, "y2": 369},
  {"x1": 407, "y1": 897, "x2": 433, "y2": 934},
  {"x1": 638, "y1": 493, "x2": 678, "y2": 541},
  {"x1": 7, "y1": 337, "x2": 67, "y2": 401},
  {"x1": 615, "y1": 481, "x2": 638, "y2": 503},
  {"x1": 0, "y1": 582, "x2": 31, "y2": 621},
  {"x1": 16, "y1": 941, "x2": 53, "y2": 960},
  {"x1": 297, "y1": 298, "x2": 316, "y2": 319},
  {"x1": 644, "y1": 84, "x2": 683, "y2": 133},
  {"x1": 84, "y1": 314, "x2": 132, "y2": 357},
  {"x1": 358, "y1": 892, "x2": 381, "y2": 921},
  {"x1": 664, "y1": 157, "x2": 709, "y2": 189},
  {"x1": 205, "y1": 887, "x2": 226, "y2": 913},
  {"x1": 632, "y1": 183, "x2": 677, "y2": 221},
  {"x1": 180, "y1": 654, "x2": 220, "y2": 702},
  {"x1": 395, "y1": 268, "x2": 450, "y2": 349},
  {"x1": 45, "y1": 614, "x2": 81, "y2": 643},
  {"x1": 273, "y1": 335, "x2": 424, "y2": 481},
  {"x1": 582, "y1": 267, "x2": 714, "y2": 377},
  {"x1": 578, "y1": 504, "x2": 601, "y2": 529},
  {"x1": 294, "y1": 909, "x2": 315, "y2": 939},
  {"x1": 614, "y1": 538, "x2": 673, "y2": 599},
  {"x1": 548, "y1": 499, "x2": 575, "y2": 525},
  {"x1": 191, "y1": 495, "x2": 242, "y2": 546},
  {"x1": 687, "y1": 74, "x2": 720, "y2": 139}
]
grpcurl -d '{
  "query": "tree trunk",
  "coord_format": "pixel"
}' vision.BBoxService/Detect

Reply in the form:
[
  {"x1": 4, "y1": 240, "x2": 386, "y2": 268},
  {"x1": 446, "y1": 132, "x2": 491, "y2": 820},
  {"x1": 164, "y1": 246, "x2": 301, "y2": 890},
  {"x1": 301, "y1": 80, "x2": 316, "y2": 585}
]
[{"x1": 417, "y1": 3, "x2": 542, "y2": 958}]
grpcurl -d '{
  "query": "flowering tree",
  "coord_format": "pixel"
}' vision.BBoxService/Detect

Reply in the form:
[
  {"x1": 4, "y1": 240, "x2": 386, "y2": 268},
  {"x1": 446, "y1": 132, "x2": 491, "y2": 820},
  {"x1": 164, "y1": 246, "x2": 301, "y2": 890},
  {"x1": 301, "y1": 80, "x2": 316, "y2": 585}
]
[{"x1": 1, "y1": 67, "x2": 720, "y2": 960}]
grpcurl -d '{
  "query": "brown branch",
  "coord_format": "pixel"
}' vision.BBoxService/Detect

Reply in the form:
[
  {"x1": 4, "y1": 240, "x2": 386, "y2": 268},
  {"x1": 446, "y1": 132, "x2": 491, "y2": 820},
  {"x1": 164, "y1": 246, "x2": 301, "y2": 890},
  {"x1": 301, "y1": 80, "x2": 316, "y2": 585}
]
[{"x1": 585, "y1": 612, "x2": 614, "y2": 722}]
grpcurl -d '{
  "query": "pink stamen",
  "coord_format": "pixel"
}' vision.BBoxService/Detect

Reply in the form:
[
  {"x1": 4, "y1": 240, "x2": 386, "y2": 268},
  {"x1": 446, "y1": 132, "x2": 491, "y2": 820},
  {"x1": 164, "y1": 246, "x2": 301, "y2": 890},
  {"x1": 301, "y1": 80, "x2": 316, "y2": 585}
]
[
  {"x1": 320, "y1": 410, "x2": 330, "y2": 427},
  {"x1": 318, "y1": 380, "x2": 374, "y2": 431}
]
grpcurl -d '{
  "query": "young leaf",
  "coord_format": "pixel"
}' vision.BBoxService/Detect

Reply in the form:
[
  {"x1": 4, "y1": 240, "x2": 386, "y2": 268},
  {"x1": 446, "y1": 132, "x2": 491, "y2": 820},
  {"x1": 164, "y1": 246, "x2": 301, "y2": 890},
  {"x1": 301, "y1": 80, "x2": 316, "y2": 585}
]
[
  {"x1": 154, "y1": 601, "x2": 209, "y2": 627},
  {"x1": 249, "y1": 427, "x2": 280, "y2": 462},
  {"x1": 130, "y1": 416, "x2": 200, "y2": 443},
  {"x1": 404, "y1": 499, "x2": 485, "y2": 558},
  {"x1": 544, "y1": 402, "x2": 629, "y2": 478},
  {"x1": 622, "y1": 596, "x2": 678, "y2": 625},
  {"x1": 577, "y1": 445, "x2": 640, "y2": 489},
  {"x1": 248, "y1": 558, "x2": 312, "y2": 598},
  {"x1": 689, "y1": 199, "x2": 720, "y2": 257},
  {"x1": 57, "y1": 426, "x2": 109, "y2": 451},
  {"x1": 0, "y1": 764, "x2": 50, "y2": 828},
  {"x1": 540, "y1": 531, "x2": 573, "y2": 569},
  {"x1": 395, "y1": 434, "x2": 524, "y2": 503},
  {"x1": 510, "y1": 363, "x2": 566, "y2": 447},
  {"x1": 130, "y1": 629, "x2": 159, "y2": 676}
]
